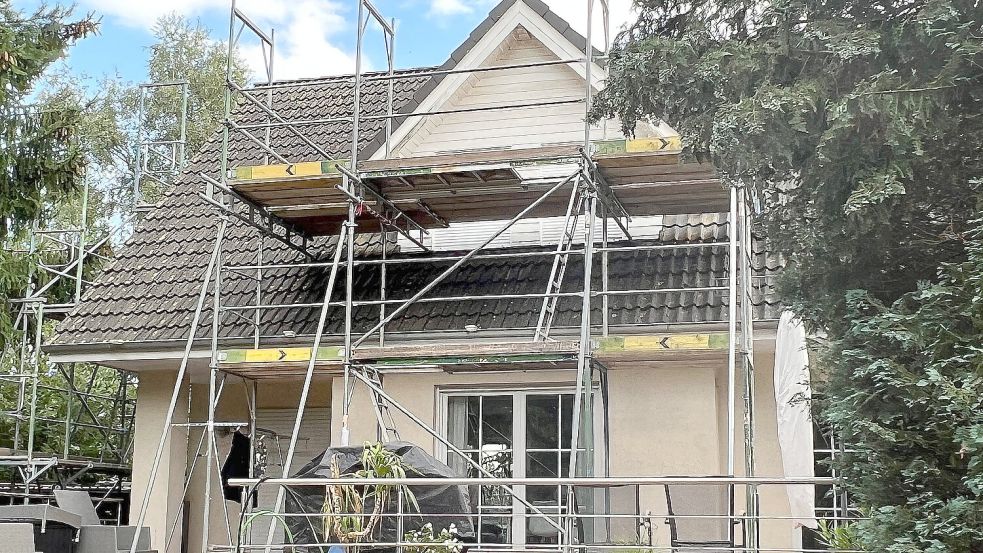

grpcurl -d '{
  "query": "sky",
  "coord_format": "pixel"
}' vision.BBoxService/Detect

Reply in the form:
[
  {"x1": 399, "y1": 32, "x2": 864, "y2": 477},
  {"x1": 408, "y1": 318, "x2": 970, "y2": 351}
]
[{"x1": 15, "y1": 0, "x2": 638, "y2": 85}]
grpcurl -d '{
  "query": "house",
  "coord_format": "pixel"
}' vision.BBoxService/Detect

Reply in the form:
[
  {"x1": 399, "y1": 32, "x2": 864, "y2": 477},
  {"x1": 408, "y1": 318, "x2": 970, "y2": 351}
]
[{"x1": 46, "y1": 1, "x2": 819, "y2": 552}]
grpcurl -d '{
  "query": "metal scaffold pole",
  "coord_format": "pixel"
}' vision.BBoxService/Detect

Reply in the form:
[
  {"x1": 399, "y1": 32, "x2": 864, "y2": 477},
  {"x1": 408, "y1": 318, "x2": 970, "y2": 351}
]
[{"x1": 128, "y1": 217, "x2": 228, "y2": 553}]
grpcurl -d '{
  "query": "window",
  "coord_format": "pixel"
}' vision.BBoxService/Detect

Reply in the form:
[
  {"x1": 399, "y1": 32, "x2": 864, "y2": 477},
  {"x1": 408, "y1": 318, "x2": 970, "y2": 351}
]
[{"x1": 441, "y1": 389, "x2": 600, "y2": 547}]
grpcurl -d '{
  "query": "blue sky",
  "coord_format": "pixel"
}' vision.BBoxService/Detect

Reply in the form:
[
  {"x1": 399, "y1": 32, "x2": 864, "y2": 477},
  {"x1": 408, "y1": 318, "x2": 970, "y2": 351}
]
[{"x1": 15, "y1": 0, "x2": 636, "y2": 85}]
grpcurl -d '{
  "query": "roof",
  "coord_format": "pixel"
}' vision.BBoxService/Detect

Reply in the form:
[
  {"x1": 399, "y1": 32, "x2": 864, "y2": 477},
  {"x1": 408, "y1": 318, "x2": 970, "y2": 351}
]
[{"x1": 50, "y1": 1, "x2": 780, "y2": 351}]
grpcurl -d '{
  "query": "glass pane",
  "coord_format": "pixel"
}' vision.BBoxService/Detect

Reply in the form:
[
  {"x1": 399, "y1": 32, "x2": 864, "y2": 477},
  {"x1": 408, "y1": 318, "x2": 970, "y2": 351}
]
[
  {"x1": 480, "y1": 449, "x2": 513, "y2": 479},
  {"x1": 527, "y1": 451, "x2": 559, "y2": 478},
  {"x1": 477, "y1": 515, "x2": 512, "y2": 545},
  {"x1": 560, "y1": 394, "x2": 574, "y2": 447},
  {"x1": 449, "y1": 451, "x2": 479, "y2": 478},
  {"x1": 527, "y1": 395, "x2": 559, "y2": 449},
  {"x1": 481, "y1": 395, "x2": 513, "y2": 448},
  {"x1": 447, "y1": 396, "x2": 480, "y2": 450},
  {"x1": 527, "y1": 485, "x2": 559, "y2": 503},
  {"x1": 481, "y1": 478, "x2": 513, "y2": 508}
]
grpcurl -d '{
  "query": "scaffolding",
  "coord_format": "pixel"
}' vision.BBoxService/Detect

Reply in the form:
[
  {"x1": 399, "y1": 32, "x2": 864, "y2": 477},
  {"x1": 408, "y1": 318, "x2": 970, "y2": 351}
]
[
  {"x1": 0, "y1": 77, "x2": 192, "y2": 515},
  {"x1": 132, "y1": 80, "x2": 190, "y2": 211},
  {"x1": 0, "y1": 172, "x2": 136, "y2": 517},
  {"x1": 122, "y1": 1, "x2": 850, "y2": 552}
]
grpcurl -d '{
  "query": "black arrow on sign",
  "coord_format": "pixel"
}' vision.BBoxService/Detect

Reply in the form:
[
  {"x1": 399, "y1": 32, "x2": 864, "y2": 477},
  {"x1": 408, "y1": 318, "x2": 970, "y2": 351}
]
[
  {"x1": 286, "y1": 164, "x2": 296, "y2": 176},
  {"x1": 278, "y1": 349, "x2": 287, "y2": 360},
  {"x1": 660, "y1": 337, "x2": 671, "y2": 349},
  {"x1": 657, "y1": 137, "x2": 670, "y2": 150}
]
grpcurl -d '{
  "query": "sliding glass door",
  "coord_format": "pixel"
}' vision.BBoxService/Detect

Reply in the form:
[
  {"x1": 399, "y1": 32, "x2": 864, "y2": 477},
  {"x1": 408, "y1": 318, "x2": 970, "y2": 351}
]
[{"x1": 442, "y1": 389, "x2": 597, "y2": 547}]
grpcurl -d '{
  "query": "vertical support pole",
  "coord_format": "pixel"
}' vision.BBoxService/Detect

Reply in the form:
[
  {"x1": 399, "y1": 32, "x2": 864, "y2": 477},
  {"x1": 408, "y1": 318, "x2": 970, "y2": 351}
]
[
  {"x1": 75, "y1": 175, "x2": 89, "y2": 304},
  {"x1": 384, "y1": 18, "x2": 395, "y2": 158},
  {"x1": 566, "y1": 186, "x2": 597, "y2": 552},
  {"x1": 179, "y1": 82, "x2": 189, "y2": 169},
  {"x1": 129, "y1": 218, "x2": 228, "y2": 553},
  {"x1": 63, "y1": 364, "x2": 74, "y2": 459},
  {"x1": 342, "y1": 0, "x2": 367, "y2": 445},
  {"x1": 134, "y1": 86, "x2": 147, "y2": 205},
  {"x1": 727, "y1": 186, "x2": 738, "y2": 477},
  {"x1": 263, "y1": 225, "x2": 349, "y2": 552},
  {"x1": 202, "y1": 216, "x2": 225, "y2": 553},
  {"x1": 601, "y1": 203, "x2": 609, "y2": 337},
  {"x1": 218, "y1": 0, "x2": 237, "y2": 199},
  {"x1": 263, "y1": 28, "x2": 275, "y2": 166},
  {"x1": 380, "y1": 223, "x2": 388, "y2": 348},
  {"x1": 25, "y1": 303, "x2": 44, "y2": 497},
  {"x1": 13, "y1": 311, "x2": 29, "y2": 451},
  {"x1": 254, "y1": 234, "x2": 264, "y2": 349},
  {"x1": 569, "y1": 0, "x2": 598, "y2": 544},
  {"x1": 739, "y1": 186, "x2": 758, "y2": 552}
]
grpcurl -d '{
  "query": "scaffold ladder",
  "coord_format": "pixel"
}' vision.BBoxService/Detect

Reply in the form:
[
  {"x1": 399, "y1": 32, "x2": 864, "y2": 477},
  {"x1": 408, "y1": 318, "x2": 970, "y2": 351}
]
[
  {"x1": 534, "y1": 174, "x2": 585, "y2": 342},
  {"x1": 358, "y1": 364, "x2": 401, "y2": 442}
]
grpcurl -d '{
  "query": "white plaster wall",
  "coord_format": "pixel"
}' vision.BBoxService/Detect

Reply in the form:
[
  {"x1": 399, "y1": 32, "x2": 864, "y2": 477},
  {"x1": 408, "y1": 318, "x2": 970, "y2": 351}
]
[
  {"x1": 129, "y1": 369, "x2": 189, "y2": 553},
  {"x1": 133, "y1": 355, "x2": 794, "y2": 552}
]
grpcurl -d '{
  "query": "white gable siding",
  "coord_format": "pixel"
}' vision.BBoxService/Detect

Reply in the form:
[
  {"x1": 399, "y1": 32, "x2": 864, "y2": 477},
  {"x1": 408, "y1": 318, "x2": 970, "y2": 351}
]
[{"x1": 394, "y1": 26, "x2": 619, "y2": 157}]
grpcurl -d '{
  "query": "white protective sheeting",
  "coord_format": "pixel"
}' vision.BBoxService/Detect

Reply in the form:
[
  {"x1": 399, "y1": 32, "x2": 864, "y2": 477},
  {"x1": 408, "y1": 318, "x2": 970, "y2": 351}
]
[{"x1": 774, "y1": 311, "x2": 817, "y2": 532}]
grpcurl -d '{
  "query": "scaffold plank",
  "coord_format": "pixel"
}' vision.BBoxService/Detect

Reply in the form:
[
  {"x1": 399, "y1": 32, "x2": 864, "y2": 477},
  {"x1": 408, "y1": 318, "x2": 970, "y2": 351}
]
[
  {"x1": 594, "y1": 332, "x2": 730, "y2": 362},
  {"x1": 216, "y1": 333, "x2": 731, "y2": 378},
  {"x1": 216, "y1": 340, "x2": 581, "y2": 378},
  {"x1": 223, "y1": 141, "x2": 721, "y2": 236}
]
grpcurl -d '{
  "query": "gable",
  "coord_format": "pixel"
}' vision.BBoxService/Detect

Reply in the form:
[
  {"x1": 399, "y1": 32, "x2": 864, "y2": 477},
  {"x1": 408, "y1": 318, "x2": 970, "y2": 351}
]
[
  {"x1": 375, "y1": 0, "x2": 622, "y2": 159},
  {"x1": 393, "y1": 25, "x2": 618, "y2": 156}
]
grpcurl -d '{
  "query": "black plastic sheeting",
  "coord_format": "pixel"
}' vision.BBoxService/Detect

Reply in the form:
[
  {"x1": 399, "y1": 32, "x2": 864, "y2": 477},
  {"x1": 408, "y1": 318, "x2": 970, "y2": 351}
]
[{"x1": 284, "y1": 442, "x2": 475, "y2": 550}]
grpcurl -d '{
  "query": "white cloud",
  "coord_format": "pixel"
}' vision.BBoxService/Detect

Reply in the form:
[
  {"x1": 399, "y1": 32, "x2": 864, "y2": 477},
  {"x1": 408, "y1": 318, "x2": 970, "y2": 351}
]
[
  {"x1": 429, "y1": 0, "x2": 475, "y2": 16},
  {"x1": 81, "y1": 0, "x2": 361, "y2": 79},
  {"x1": 237, "y1": 0, "x2": 363, "y2": 79}
]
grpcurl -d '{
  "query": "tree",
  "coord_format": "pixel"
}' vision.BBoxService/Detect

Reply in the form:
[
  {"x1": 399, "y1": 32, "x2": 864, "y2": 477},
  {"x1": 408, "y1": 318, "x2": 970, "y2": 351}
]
[
  {"x1": 0, "y1": 12, "x2": 247, "y2": 461},
  {"x1": 823, "y1": 222, "x2": 983, "y2": 552},
  {"x1": 0, "y1": 2, "x2": 97, "y2": 341},
  {"x1": 591, "y1": 0, "x2": 983, "y2": 549},
  {"x1": 39, "y1": 13, "x2": 250, "y2": 213}
]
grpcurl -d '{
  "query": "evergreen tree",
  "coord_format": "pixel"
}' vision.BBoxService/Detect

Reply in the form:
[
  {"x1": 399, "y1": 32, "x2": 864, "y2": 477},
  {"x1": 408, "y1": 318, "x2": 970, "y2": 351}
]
[{"x1": 591, "y1": 0, "x2": 983, "y2": 549}]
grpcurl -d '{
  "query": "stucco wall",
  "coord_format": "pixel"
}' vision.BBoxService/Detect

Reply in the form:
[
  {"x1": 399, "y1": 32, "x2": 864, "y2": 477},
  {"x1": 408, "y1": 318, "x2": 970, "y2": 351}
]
[
  {"x1": 131, "y1": 352, "x2": 797, "y2": 552},
  {"x1": 129, "y1": 369, "x2": 190, "y2": 553}
]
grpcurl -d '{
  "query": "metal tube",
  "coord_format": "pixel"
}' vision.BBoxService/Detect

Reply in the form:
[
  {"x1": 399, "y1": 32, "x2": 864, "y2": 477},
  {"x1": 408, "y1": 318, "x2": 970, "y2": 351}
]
[
  {"x1": 340, "y1": 0, "x2": 367, "y2": 448},
  {"x1": 232, "y1": 6, "x2": 274, "y2": 45},
  {"x1": 601, "y1": 203, "x2": 610, "y2": 336},
  {"x1": 726, "y1": 187, "x2": 738, "y2": 477},
  {"x1": 24, "y1": 303, "x2": 44, "y2": 499},
  {"x1": 221, "y1": 286, "x2": 727, "y2": 312},
  {"x1": 222, "y1": 241, "x2": 731, "y2": 272},
  {"x1": 63, "y1": 364, "x2": 73, "y2": 458},
  {"x1": 232, "y1": 475, "x2": 839, "y2": 487},
  {"x1": 133, "y1": 86, "x2": 146, "y2": 205},
  {"x1": 201, "y1": 212, "x2": 225, "y2": 553},
  {"x1": 128, "y1": 217, "x2": 228, "y2": 553},
  {"x1": 352, "y1": 170, "x2": 580, "y2": 348},
  {"x1": 244, "y1": 58, "x2": 588, "y2": 92},
  {"x1": 232, "y1": 98, "x2": 585, "y2": 130},
  {"x1": 261, "y1": 224, "x2": 349, "y2": 551},
  {"x1": 217, "y1": 0, "x2": 236, "y2": 199},
  {"x1": 74, "y1": 175, "x2": 89, "y2": 304},
  {"x1": 385, "y1": 18, "x2": 395, "y2": 157},
  {"x1": 361, "y1": 0, "x2": 395, "y2": 34},
  {"x1": 380, "y1": 224, "x2": 388, "y2": 347}
]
